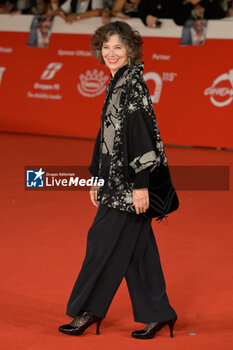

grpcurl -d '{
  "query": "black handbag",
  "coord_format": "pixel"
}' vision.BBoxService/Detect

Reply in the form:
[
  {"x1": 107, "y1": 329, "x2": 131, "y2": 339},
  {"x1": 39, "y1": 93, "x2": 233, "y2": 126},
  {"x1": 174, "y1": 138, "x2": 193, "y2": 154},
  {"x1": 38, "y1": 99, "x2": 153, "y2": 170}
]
[{"x1": 143, "y1": 165, "x2": 179, "y2": 223}]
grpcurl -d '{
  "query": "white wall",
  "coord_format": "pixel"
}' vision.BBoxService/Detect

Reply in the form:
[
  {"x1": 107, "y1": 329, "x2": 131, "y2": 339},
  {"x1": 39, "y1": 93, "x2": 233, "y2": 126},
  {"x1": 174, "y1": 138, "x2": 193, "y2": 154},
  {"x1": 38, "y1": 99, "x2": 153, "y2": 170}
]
[{"x1": 0, "y1": 15, "x2": 233, "y2": 39}]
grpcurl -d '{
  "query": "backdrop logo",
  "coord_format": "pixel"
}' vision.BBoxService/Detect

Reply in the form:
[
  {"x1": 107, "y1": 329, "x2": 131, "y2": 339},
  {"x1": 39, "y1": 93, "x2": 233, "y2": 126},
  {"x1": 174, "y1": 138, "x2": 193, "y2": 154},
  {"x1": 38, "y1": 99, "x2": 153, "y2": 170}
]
[
  {"x1": 144, "y1": 72, "x2": 163, "y2": 103},
  {"x1": 0, "y1": 67, "x2": 6, "y2": 85},
  {"x1": 26, "y1": 168, "x2": 44, "y2": 187},
  {"x1": 40, "y1": 63, "x2": 63, "y2": 80},
  {"x1": 204, "y1": 69, "x2": 233, "y2": 107},
  {"x1": 77, "y1": 70, "x2": 108, "y2": 97},
  {"x1": 144, "y1": 72, "x2": 177, "y2": 103}
]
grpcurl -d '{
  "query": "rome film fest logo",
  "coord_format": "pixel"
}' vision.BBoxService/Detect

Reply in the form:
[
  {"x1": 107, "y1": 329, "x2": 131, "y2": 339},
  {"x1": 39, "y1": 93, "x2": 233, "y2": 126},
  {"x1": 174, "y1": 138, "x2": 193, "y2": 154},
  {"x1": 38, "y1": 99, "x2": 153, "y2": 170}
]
[{"x1": 204, "y1": 69, "x2": 233, "y2": 107}]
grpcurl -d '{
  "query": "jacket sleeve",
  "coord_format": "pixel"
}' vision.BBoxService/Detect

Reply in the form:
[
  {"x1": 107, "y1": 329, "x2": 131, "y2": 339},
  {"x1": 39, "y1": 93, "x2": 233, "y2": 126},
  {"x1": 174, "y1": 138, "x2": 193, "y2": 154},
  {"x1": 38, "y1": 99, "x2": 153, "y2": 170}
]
[
  {"x1": 122, "y1": 77, "x2": 159, "y2": 183},
  {"x1": 203, "y1": 0, "x2": 226, "y2": 19},
  {"x1": 138, "y1": 0, "x2": 175, "y2": 24},
  {"x1": 173, "y1": 0, "x2": 195, "y2": 26},
  {"x1": 133, "y1": 168, "x2": 150, "y2": 189},
  {"x1": 137, "y1": 0, "x2": 151, "y2": 25},
  {"x1": 174, "y1": 0, "x2": 226, "y2": 25},
  {"x1": 88, "y1": 128, "x2": 101, "y2": 176}
]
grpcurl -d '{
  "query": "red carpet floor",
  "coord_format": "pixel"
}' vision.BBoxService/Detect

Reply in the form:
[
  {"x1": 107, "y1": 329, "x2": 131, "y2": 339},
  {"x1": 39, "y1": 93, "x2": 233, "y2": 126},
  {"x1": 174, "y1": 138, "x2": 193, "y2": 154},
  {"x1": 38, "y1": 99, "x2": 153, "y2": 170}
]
[{"x1": 0, "y1": 132, "x2": 232, "y2": 350}]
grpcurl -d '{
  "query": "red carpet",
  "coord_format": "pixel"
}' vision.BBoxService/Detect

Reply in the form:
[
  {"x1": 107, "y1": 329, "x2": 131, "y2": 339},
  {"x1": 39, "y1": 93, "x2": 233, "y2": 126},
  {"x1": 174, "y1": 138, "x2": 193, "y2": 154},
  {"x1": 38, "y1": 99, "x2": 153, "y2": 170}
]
[{"x1": 0, "y1": 132, "x2": 232, "y2": 350}]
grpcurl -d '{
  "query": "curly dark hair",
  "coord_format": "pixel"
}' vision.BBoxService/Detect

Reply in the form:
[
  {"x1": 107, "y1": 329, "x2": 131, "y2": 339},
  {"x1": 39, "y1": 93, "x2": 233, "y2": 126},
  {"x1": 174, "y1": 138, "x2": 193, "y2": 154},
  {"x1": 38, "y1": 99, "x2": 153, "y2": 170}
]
[{"x1": 91, "y1": 21, "x2": 143, "y2": 66}]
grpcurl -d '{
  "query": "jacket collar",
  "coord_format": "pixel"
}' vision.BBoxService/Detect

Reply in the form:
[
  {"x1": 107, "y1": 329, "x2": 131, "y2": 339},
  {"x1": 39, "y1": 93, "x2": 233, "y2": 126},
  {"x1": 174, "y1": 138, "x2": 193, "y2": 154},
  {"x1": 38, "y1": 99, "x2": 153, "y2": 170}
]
[
  {"x1": 110, "y1": 61, "x2": 144, "y2": 82},
  {"x1": 110, "y1": 64, "x2": 129, "y2": 81}
]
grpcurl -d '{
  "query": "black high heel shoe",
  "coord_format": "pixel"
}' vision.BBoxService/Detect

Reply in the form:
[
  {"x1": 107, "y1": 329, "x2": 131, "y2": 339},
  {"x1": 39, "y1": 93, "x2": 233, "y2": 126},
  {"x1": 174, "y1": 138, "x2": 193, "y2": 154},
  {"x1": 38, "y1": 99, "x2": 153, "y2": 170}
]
[
  {"x1": 132, "y1": 316, "x2": 177, "y2": 339},
  {"x1": 58, "y1": 311, "x2": 103, "y2": 336}
]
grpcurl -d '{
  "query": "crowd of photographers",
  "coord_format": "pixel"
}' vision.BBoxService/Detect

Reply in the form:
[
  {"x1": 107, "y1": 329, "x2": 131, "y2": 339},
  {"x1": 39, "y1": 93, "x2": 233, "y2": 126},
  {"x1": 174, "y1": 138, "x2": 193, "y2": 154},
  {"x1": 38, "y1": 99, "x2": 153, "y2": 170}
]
[{"x1": 0, "y1": 0, "x2": 232, "y2": 27}]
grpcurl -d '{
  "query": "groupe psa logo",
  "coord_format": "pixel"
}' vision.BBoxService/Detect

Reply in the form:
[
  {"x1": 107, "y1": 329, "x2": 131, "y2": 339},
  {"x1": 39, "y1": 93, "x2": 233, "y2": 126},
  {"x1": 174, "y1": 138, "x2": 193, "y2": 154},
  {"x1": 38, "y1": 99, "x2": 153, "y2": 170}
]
[
  {"x1": 40, "y1": 63, "x2": 63, "y2": 80},
  {"x1": 204, "y1": 69, "x2": 233, "y2": 107}
]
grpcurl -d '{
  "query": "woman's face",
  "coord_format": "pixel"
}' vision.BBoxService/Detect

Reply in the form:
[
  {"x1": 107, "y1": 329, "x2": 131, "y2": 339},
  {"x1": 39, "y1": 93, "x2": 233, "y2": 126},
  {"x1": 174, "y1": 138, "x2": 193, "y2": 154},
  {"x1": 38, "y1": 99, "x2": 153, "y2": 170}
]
[{"x1": 101, "y1": 34, "x2": 128, "y2": 77}]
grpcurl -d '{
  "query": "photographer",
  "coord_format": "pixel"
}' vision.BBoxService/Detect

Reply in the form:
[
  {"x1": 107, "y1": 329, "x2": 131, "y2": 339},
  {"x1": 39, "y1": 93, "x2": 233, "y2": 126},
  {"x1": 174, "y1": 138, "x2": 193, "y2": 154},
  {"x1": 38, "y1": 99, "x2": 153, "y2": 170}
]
[
  {"x1": 138, "y1": 0, "x2": 175, "y2": 28},
  {"x1": 174, "y1": 0, "x2": 226, "y2": 26},
  {"x1": 219, "y1": 0, "x2": 233, "y2": 17},
  {"x1": 0, "y1": 0, "x2": 17, "y2": 13}
]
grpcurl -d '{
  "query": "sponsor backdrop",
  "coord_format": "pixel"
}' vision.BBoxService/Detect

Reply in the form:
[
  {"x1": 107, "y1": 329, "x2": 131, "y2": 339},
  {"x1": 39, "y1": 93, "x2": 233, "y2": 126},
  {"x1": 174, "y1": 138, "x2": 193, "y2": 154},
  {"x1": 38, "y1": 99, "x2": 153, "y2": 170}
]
[{"x1": 0, "y1": 22, "x2": 233, "y2": 148}]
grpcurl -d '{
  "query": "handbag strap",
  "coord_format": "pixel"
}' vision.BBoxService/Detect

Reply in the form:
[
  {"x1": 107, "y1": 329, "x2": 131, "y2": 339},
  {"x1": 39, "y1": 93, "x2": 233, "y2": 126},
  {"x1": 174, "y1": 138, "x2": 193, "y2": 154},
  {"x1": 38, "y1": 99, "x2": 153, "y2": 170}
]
[{"x1": 155, "y1": 214, "x2": 169, "y2": 225}]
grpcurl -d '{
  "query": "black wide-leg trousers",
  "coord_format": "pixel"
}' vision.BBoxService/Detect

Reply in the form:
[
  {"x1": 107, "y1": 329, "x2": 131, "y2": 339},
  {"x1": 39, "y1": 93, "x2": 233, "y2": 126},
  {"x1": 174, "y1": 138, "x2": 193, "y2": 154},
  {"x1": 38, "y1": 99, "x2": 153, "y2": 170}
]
[{"x1": 66, "y1": 204, "x2": 177, "y2": 323}]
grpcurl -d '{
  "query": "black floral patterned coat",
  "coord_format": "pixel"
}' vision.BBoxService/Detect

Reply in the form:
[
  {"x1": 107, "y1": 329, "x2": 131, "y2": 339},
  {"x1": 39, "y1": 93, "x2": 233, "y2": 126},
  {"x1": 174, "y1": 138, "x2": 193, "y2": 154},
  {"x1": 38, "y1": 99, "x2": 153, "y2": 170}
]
[{"x1": 89, "y1": 62, "x2": 170, "y2": 213}]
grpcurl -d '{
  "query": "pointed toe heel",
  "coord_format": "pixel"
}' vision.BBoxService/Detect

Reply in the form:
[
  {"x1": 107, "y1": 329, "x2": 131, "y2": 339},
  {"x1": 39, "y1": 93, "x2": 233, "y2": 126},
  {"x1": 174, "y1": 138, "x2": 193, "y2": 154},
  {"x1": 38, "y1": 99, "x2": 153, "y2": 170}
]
[
  {"x1": 96, "y1": 319, "x2": 102, "y2": 335},
  {"x1": 168, "y1": 316, "x2": 177, "y2": 338},
  {"x1": 59, "y1": 311, "x2": 103, "y2": 336},
  {"x1": 132, "y1": 316, "x2": 177, "y2": 339}
]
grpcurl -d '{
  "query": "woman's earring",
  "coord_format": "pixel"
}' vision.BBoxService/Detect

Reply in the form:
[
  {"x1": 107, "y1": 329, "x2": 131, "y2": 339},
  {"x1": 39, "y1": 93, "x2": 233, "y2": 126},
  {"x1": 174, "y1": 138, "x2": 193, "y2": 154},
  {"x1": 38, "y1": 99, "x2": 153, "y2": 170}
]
[{"x1": 128, "y1": 57, "x2": 131, "y2": 66}]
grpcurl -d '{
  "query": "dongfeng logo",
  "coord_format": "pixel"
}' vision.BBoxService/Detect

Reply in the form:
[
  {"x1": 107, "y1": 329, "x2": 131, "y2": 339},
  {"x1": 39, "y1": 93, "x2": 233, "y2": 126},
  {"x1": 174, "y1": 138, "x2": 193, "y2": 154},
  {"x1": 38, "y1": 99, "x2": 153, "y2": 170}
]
[
  {"x1": 77, "y1": 70, "x2": 109, "y2": 97},
  {"x1": 204, "y1": 69, "x2": 233, "y2": 107}
]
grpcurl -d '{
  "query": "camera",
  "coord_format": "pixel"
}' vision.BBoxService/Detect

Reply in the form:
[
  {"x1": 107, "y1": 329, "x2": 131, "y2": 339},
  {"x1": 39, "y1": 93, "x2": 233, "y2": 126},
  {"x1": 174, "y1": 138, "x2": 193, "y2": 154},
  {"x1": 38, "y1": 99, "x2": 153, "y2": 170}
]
[{"x1": 156, "y1": 20, "x2": 162, "y2": 28}]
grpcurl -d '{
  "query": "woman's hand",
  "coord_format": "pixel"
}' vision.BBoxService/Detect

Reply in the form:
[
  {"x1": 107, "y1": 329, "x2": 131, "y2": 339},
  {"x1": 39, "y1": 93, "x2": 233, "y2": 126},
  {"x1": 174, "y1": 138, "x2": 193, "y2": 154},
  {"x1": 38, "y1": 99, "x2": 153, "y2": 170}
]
[
  {"x1": 66, "y1": 13, "x2": 79, "y2": 23},
  {"x1": 102, "y1": 9, "x2": 111, "y2": 24},
  {"x1": 146, "y1": 15, "x2": 158, "y2": 28},
  {"x1": 133, "y1": 188, "x2": 149, "y2": 214},
  {"x1": 10, "y1": 11, "x2": 22, "y2": 16},
  {"x1": 114, "y1": 11, "x2": 130, "y2": 19},
  {"x1": 189, "y1": 0, "x2": 201, "y2": 5},
  {"x1": 90, "y1": 185, "x2": 100, "y2": 207},
  {"x1": 227, "y1": 8, "x2": 233, "y2": 17}
]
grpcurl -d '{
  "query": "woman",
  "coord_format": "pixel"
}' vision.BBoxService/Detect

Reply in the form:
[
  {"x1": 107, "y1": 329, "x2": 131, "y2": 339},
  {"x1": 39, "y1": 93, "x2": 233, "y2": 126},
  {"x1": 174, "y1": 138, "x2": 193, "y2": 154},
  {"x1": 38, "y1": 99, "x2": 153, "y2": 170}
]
[{"x1": 59, "y1": 21, "x2": 177, "y2": 340}]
